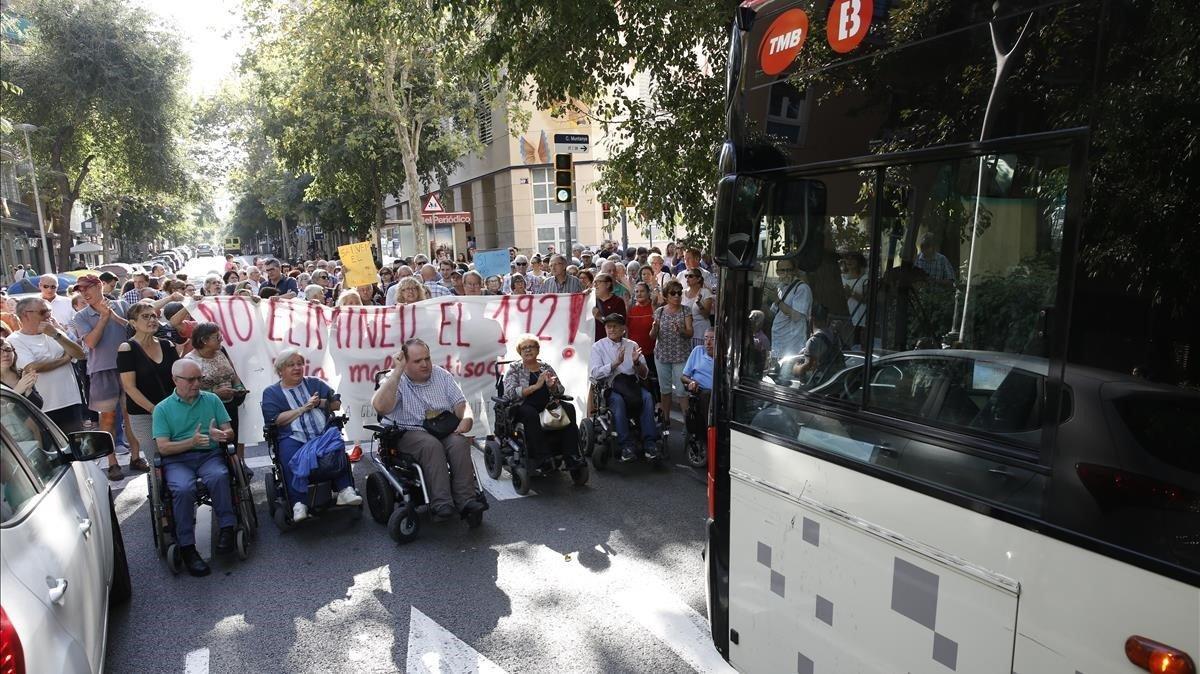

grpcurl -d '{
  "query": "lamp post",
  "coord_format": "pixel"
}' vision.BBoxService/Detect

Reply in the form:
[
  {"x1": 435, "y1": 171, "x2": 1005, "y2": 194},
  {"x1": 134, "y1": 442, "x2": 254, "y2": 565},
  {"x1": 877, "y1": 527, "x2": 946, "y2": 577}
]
[{"x1": 14, "y1": 123, "x2": 54, "y2": 274}]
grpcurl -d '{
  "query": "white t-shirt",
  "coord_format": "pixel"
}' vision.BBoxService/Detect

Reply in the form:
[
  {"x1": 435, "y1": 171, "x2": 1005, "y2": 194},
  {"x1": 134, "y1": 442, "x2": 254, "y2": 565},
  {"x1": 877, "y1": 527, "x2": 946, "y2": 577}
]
[
  {"x1": 770, "y1": 280, "x2": 812, "y2": 360},
  {"x1": 48, "y1": 294, "x2": 76, "y2": 326},
  {"x1": 7, "y1": 331, "x2": 82, "y2": 412}
]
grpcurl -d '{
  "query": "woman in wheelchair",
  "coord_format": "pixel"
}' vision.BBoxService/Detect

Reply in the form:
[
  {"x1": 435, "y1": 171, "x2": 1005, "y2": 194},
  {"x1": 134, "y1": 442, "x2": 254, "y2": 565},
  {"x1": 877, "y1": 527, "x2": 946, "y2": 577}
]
[
  {"x1": 260, "y1": 349, "x2": 362, "y2": 522},
  {"x1": 503, "y1": 335, "x2": 583, "y2": 471}
]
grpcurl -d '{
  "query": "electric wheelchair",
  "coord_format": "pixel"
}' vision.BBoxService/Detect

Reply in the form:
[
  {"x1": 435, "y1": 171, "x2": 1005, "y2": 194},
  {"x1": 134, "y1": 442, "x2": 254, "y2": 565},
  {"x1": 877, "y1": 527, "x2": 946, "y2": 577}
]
[
  {"x1": 481, "y1": 360, "x2": 589, "y2": 495},
  {"x1": 262, "y1": 412, "x2": 363, "y2": 530},
  {"x1": 682, "y1": 386, "x2": 710, "y2": 468},
  {"x1": 148, "y1": 442, "x2": 257, "y2": 573},
  {"x1": 578, "y1": 374, "x2": 669, "y2": 470},
  {"x1": 363, "y1": 369, "x2": 488, "y2": 543}
]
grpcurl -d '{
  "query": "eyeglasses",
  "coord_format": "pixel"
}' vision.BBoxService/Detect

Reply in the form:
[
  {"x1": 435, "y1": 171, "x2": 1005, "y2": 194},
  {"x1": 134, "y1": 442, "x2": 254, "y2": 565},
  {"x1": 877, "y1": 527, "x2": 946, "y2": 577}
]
[
  {"x1": 138, "y1": 313, "x2": 160, "y2": 321},
  {"x1": 173, "y1": 375, "x2": 203, "y2": 383},
  {"x1": 39, "y1": 284, "x2": 57, "y2": 289},
  {"x1": 665, "y1": 290, "x2": 682, "y2": 296},
  {"x1": 0, "y1": 347, "x2": 14, "y2": 354}
]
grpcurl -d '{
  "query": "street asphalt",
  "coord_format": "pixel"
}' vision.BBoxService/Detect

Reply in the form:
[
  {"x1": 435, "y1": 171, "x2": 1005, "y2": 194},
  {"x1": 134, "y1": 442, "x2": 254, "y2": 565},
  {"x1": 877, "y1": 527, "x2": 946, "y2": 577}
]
[{"x1": 103, "y1": 430, "x2": 717, "y2": 674}]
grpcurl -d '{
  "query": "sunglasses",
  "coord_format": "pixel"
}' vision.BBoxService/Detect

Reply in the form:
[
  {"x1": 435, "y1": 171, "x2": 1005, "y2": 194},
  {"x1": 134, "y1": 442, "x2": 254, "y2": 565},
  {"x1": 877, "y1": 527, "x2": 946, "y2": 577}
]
[
  {"x1": 40, "y1": 284, "x2": 57, "y2": 289},
  {"x1": 516, "y1": 262, "x2": 528, "y2": 266},
  {"x1": 666, "y1": 290, "x2": 682, "y2": 296}
]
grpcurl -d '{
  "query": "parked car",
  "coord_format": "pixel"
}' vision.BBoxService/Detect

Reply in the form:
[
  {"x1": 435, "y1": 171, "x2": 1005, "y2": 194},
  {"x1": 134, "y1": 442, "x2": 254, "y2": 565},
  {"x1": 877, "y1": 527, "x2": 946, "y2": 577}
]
[
  {"x1": 196, "y1": 244, "x2": 214, "y2": 257},
  {"x1": 1, "y1": 385, "x2": 130, "y2": 673}
]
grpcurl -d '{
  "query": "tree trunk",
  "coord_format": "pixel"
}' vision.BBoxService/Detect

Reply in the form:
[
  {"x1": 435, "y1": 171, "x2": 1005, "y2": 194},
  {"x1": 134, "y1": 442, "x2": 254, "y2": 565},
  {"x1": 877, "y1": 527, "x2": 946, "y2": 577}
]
[
  {"x1": 56, "y1": 196, "x2": 74, "y2": 272},
  {"x1": 403, "y1": 153, "x2": 427, "y2": 258},
  {"x1": 279, "y1": 215, "x2": 290, "y2": 261}
]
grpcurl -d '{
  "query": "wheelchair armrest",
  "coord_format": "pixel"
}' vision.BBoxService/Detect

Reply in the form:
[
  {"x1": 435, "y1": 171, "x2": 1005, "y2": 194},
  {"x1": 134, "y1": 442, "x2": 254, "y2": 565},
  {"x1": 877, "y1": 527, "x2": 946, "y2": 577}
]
[
  {"x1": 363, "y1": 424, "x2": 385, "y2": 434},
  {"x1": 490, "y1": 396, "x2": 508, "y2": 405},
  {"x1": 558, "y1": 395, "x2": 574, "y2": 402}
]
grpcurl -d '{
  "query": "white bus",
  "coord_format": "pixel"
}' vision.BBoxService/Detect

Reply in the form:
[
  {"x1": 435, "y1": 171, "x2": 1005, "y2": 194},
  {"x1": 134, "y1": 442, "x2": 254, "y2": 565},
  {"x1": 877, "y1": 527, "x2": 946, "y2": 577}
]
[{"x1": 705, "y1": 1, "x2": 1199, "y2": 673}]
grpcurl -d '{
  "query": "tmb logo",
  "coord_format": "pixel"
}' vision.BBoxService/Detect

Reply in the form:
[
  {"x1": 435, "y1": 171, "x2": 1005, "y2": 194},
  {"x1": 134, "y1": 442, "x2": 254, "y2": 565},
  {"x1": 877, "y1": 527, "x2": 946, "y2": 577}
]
[
  {"x1": 826, "y1": 0, "x2": 873, "y2": 53},
  {"x1": 758, "y1": 8, "x2": 809, "y2": 76}
]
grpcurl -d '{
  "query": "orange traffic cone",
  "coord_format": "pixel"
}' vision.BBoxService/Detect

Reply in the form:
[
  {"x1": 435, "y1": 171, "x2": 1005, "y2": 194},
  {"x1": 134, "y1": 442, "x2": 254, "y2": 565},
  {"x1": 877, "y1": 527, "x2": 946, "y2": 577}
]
[{"x1": 348, "y1": 442, "x2": 363, "y2": 463}]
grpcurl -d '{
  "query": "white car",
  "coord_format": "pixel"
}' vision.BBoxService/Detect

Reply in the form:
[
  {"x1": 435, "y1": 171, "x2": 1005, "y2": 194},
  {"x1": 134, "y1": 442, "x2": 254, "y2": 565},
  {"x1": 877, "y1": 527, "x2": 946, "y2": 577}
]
[{"x1": 1, "y1": 386, "x2": 130, "y2": 673}]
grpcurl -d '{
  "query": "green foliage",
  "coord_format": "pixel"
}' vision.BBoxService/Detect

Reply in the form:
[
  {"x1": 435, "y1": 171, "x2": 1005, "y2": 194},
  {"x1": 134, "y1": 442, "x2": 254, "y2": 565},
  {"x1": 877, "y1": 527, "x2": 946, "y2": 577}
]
[
  {"x1": 2, "y1": 0, "x2": 189, "y2": 268},
  {"x1": 471, "y1": 0, "x2": 738, "y2": 247}
]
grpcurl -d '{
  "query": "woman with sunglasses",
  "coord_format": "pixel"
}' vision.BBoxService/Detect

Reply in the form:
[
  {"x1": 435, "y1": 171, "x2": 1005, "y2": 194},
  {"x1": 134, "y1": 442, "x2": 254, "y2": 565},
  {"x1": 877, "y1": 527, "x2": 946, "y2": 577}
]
[
  {"x1": 682, "y1": 270, "x2": 714, "y2": 348},
  {"x1": 185, "y1": 322, "x2": 250, "y2": 467},
  {"x1": 650, "y1": 280, "x2": 693, "y2": 421},
  {"x1": 116, "y1": 302, "x2": 182, "y2": 469}
]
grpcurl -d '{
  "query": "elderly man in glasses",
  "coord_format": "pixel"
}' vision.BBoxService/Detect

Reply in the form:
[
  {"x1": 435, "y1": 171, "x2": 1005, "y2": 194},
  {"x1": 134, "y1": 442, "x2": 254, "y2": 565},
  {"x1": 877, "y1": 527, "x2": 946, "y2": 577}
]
[
  {"x1": 37, "y1": 274, "x2": 76, "y2": 325},
  {"x1": 8, "y1": 296, "x2": 87, "y2": 433},
  {"x1": 152, "y1": 358, "x2": 238, "y2": 577}
]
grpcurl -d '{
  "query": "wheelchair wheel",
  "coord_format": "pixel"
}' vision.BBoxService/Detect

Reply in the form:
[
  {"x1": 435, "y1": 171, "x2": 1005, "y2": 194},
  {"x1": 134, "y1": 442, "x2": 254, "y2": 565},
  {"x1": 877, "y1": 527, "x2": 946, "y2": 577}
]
[
  {"x1": 511, "y1": 465, "x2": 531, "y2": 496},
  {"x1": 465, "y1": 510, "x2": 484, "y2": 529},
  {"x1": 166, "y1": 543, "x2": 182, "y2": 575},
  {"x1": 264, "y1": 472, "x2": 279, "y2": 519},
  {"x1": 686, "y1": 434, "x2": 707, "y2": 468},
  {"x1": 592, "y1": 440, "x2": 610, "y2": 471},
  {"x1": 579, "y1": 418, "x2": 595, "y2": 458},
  {"x1": 570, "y1": 461, "x2": 590, "y2": 486},
  {"x1": 483, "y1": 440, "x2": 504, "y2": 480},
  {"x1": 365, "y1": 472, "x2": 394, "y2": 525},
  {"x1": 387, "y1": 507, "x2": 420, "y2": 544},
  {"x1": 235, "y1": 529, "x2": 250, "y2": 561},
  {"x1": 272, "y1": 505, "x2": 293, "y2": 531}
]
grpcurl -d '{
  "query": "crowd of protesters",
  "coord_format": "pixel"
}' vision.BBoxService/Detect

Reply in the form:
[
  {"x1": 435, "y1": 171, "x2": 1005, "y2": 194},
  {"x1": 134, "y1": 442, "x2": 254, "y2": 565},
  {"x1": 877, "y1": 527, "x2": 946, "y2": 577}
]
[{"x1": 0, "y1": 239, "x2": 719, "y2": 482}]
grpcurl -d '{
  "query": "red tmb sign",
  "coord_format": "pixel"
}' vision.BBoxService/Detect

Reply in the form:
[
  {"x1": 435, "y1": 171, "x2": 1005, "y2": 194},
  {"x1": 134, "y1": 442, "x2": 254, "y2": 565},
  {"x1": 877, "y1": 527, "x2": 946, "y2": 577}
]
[{"x1": 758, "y1": 8, "x2": 809, "y2": 76}]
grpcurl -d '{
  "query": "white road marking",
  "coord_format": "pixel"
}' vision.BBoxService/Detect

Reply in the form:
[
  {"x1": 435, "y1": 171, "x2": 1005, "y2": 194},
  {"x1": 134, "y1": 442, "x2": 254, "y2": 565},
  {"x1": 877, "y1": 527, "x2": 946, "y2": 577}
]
[
  {"x1": 614, "y1": 586, "x2": 734, "y2": 674},
  {"x1": 406, "y1": 606, "x2": 507, "y2": 674},
  {"x1": 469, "y1": 446, "x2": 531, "y2": 500},
  {"x1": 184, "y1": 647, "x2": 209, "y2": 674}
]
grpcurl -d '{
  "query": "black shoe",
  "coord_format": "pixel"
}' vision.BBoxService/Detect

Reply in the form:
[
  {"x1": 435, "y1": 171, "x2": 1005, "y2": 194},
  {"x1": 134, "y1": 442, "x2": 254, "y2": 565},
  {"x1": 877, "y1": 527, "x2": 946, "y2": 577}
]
[
  {"x1": 621, "y1": 447, "x2": 637, "y2": 462},
  {"x1": 181, "y1": 546, "x2": 211, "y2": 577},
  {"x1": 215, "y1": 527, "x2": 236, "y2": 555},
  {"x1": 643, "y1": 442, "x2": 660, "y2": 460},
  {"x1": 461, "y1": 498, "x2": 487, "y2": 516},
  {"x1": 432, "y1": 504, "x2": 456, "y2": 521}
]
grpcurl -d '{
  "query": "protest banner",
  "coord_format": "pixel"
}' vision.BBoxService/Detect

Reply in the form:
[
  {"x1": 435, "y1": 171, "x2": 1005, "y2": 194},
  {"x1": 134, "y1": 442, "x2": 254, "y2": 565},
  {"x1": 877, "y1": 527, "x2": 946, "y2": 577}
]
[
  {"x1": 186, "y1": 293, "x2": 596, "y2": 444},
  {"x1": 338, "y1": 241, "x2": 377, "y2": 288},
  {"x1": 472, "y1": 248, "x2": 511, "y2": 279}
]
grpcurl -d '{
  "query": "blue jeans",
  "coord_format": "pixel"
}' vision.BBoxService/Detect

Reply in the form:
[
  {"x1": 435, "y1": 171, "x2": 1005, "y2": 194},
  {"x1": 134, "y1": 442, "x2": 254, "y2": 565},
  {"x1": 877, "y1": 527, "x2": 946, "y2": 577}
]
[
  {"x1": 163, "y1": 451, "x2": 236, "y2": 547},
  {"x1": 278, "y1": 435, "x2": 353, "y2": 506},
  {"x1": 607, "y1": 387, "x2": 658, "y2": 449}
]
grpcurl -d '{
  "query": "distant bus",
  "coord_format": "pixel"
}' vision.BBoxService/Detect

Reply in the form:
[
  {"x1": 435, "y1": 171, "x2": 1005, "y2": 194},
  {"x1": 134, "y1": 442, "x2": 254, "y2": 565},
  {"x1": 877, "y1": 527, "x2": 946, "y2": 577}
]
[
  {"x1": 705, "y1": 1, "x2": 1198, "y2": 673},
  {"x1": 223, "y1": 237, "x2": 241, "y2": 255}
]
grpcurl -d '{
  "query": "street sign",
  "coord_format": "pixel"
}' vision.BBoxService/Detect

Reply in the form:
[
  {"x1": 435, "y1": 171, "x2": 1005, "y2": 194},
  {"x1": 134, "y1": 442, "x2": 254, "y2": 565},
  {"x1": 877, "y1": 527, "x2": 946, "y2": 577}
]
[
  {"x1": 422, "y1": 193, "x2": 445, "y2": 214},
  {"x1": 315, "y1": 232, "x2": 325, "y2": 241},
  {"x1": 553, "y1": 133, "x2": 589, "y2": 155},
  {"x1": 81, "y1": 217, "x2": 96, "y2": 233},
  {"x1": 428, "y1": 211, "x2": 472, "y2": 225}
]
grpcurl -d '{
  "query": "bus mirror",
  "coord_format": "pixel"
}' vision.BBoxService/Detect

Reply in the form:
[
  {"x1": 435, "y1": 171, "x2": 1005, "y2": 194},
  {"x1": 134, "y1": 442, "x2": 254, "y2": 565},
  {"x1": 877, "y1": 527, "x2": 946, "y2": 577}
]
[{"x1": 713, "y1": 175, "x2": 764, "y2": 270}]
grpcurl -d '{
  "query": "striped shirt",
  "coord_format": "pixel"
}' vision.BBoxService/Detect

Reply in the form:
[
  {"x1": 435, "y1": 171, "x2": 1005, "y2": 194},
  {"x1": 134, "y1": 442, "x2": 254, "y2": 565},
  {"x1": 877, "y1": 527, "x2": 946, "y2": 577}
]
[
  {"x1": 424, "y1": 282, "x2": 454, "y2": 297},
  {"x1": 383, "y1": 366, "x2": 467, "y2": 430}
]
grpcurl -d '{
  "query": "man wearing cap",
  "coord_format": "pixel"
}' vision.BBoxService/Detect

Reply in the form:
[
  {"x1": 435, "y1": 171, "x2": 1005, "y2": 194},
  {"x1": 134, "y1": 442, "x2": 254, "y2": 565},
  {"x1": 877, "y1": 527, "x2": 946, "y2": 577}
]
[
  {"x1": 579, "y1": 249, "x2": 595, "y2": 270},
  {"x1": 72, "y1": 274, "x2": 151, "y2": 480},
  {"x1": 589, "y1": 313, "x2": 659, "y2": 462}
]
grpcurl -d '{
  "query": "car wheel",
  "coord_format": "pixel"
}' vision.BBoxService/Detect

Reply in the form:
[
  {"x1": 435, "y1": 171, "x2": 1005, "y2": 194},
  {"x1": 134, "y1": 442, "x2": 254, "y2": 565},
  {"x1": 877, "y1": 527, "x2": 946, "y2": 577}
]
[
  {"x1": 365, "y1": 472, "x2": 394, "y2": 525},
  {"x1": 387, "y1": 507, "x2": 420, "y2": 543},
  {"x1": 108, "y1": 495, "x2": 132, "y2": 605}
]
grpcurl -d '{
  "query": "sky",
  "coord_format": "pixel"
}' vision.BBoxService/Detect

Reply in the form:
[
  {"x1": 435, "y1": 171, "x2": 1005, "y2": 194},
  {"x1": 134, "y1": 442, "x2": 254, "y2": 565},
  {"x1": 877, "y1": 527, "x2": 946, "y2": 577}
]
[{"x1": 138, "y1": 0, "x2": 246, "y2": 97}]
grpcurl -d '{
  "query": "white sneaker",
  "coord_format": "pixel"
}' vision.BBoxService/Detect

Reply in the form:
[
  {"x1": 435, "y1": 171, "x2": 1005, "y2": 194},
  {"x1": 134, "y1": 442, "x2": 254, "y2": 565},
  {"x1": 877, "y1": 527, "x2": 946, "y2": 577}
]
[
  {"x1": 335, "y1": 486, "x2": 362, "y2": 506},
  {"x1": 292, "y1": 502, "x2": 308, "y2": 522}
]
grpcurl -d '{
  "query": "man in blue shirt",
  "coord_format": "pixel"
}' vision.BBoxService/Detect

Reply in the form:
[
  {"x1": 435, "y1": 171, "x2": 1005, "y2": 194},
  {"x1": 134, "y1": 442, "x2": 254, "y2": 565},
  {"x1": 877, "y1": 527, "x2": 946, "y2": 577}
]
[
  {"x1": 681, "y1": 328, "x2": 715, "y2": 442},
  {"x1": 260, "y1": 257, "x2": 298, "y2": 298},
  {"x1": 153, "y1": 359, "x2": 238, "y2": 577}
]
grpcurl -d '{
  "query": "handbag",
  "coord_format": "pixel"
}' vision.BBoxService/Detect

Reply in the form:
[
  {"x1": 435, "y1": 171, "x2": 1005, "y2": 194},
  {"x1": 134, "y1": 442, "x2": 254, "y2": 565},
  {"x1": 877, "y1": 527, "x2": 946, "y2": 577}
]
[
  {"x1": 539, "y1": 399, "x2": 571, "y2": 430},
  {"x1": 422, "y1": 410, "x2": 460, "y2": 439}
]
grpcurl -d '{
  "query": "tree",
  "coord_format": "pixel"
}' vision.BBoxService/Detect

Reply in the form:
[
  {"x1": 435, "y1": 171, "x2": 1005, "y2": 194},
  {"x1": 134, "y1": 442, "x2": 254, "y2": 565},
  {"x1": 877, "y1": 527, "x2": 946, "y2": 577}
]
[
  {"x1": 2, "y1": 0, "x2": 189, "y2": 270},
  {"x1": 471, "y1": 0, "x2": 738, "y2": 246},
  {"x1": 241, "y1": 0, "x2": 492, "y2": 258}
]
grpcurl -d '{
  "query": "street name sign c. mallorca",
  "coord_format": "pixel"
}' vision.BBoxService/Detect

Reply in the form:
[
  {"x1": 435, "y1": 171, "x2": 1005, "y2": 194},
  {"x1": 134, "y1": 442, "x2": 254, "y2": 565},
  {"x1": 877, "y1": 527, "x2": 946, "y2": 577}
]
[{"x1": 422, "y1": 193, "x2": 445, "y2": 214}]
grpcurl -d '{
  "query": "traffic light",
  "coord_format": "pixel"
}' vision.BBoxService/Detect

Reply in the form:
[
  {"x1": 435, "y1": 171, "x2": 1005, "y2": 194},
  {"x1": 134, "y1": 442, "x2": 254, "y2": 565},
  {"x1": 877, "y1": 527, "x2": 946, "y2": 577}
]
[{"x1": 554, "y1": 153, "x2": 573, "y2": 203}]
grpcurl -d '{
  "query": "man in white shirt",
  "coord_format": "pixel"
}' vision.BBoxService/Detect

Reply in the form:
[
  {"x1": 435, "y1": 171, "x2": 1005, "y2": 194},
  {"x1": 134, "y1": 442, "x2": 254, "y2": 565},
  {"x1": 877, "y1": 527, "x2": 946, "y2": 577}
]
[
  {"x1": 675, "y1": 248, "x2": 717, "y2": 292},
  {"x1": 36, "y1": 275, "x2": 76, "y2": 325},
  {"x1": 9, "y1": 297, "x2": 87, "y2": 432},
  {"x1": 589, "y1": 313, "x2": 659, "y2": 462}
]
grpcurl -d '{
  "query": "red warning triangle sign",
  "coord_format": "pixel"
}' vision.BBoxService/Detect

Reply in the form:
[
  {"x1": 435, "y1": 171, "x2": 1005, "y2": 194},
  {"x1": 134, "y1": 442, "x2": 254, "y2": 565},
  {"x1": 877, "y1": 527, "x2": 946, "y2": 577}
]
[{"x1": 422, "y1": 193, "x2": 445, "y2": 214}]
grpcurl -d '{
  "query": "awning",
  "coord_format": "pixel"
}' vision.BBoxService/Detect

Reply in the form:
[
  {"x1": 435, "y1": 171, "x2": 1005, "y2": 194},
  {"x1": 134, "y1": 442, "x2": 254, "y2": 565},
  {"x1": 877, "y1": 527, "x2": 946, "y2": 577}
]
[{"x1": 70, "y1": 242, "x2": 103, "y2": 253}]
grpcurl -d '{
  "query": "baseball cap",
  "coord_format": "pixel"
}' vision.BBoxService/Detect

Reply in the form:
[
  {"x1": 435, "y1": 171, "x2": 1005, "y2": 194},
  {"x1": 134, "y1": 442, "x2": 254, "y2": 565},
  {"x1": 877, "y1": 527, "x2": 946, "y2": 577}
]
[
  {"x1": 602, "y1": 313, "x2": 626, "y2": 325},
  {"x1": 74, "y1": 274, "x2": 102, "y2": 289}
]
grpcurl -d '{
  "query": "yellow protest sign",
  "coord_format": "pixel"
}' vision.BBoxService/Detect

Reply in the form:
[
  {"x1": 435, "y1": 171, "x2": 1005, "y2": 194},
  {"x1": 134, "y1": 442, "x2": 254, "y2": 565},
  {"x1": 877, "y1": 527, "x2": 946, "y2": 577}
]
[{"x1": 338, "y1": 241, "x2": 377, "y2": 288}]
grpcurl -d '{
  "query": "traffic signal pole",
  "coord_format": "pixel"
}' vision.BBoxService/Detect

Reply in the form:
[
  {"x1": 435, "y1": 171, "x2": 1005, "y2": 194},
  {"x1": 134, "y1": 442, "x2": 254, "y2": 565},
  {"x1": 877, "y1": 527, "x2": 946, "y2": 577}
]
[{"x1": 564, "y1": 208, "x2": 572, "y2": 257}]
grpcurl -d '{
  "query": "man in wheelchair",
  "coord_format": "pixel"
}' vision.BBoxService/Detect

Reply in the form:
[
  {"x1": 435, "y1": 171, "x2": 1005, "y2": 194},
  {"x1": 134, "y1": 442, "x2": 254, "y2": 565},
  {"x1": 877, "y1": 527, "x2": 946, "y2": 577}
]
[
  {"x1": 589, "y1": 313, "x2": 659, "y2": 462},
  {"x1": 681, "y1": 328, "x2": 715, "y2": 450},
  {"x1": 371, "y1": 338, "x2": 486, "y2": 521},
  {"x1": 152, "y1": 359, "x2": 239, "y2": 577}
]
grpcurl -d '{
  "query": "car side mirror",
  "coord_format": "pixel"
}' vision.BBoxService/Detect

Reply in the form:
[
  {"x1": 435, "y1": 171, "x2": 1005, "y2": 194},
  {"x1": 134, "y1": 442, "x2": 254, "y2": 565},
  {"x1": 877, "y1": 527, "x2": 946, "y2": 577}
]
[{"x1": 68, "y1": 431, "x2": 115, "y2": 462}]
